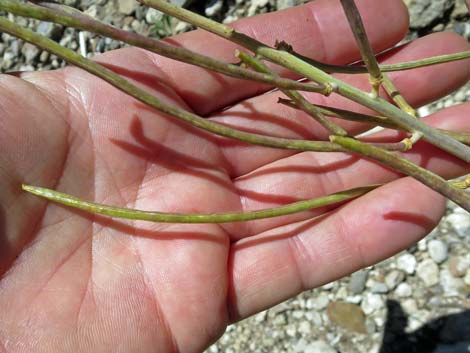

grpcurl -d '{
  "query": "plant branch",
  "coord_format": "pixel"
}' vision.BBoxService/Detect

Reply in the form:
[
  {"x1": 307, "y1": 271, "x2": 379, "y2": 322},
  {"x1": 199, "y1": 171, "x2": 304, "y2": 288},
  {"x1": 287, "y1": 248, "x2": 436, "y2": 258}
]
[
  {"x1": 0, "y1": 0, "x2": 328, "y2": 94},
  {"x1": 331, "y1": 136, "x2": 470, "y2": 211},
  {"x1": 0, "y1": 15, "x2": 418, "y2": 155},
  {"x1": 22, "y1": 184, "x2": 379, "y2": 223},
  {"x1": 339, "y1": 0, "x2": 383, "y2": 97},
  {"x1": 279, "y1": 100, "x2": 470, "y2": 145},
  {"x1": 236, "y1": 50, "x2": 347, "y2": 136},
  {"x1": 137, "y1": 0, "x2": 470, "y2": 74},
  {"x1": 141, "y1": 0, "x2": 470, "y2": 162},
  {"x1": 294, "y1": 50, "x2": 470, "y2": 74}
]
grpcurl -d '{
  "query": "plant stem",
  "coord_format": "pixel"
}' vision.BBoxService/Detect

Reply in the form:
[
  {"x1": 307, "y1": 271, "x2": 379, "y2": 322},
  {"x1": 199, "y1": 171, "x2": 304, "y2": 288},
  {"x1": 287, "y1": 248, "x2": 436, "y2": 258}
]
[
  {"x1": 0, "y1": 0, "x2": 327, "y2": 94},
  {"x1": 382, "y1": 74, "x2": 417, "y2": 117},
  {"x1": 0, "y1": 15, "x2": 347, "y2": 153},
  {"x1": 279, "y1": 100, "x2": 470, "y2": 145},
  {"x1": 295, "y1": 50, "x2": 470, "y2": 74},
  {"x1": 0, "y1": 16, "x2": 420, "y2": 155},
  {"x1": 339, "y1": 0, "x2": 383, "y2": 97},
  {"x1": 236, "y1": 50, "x2": 347, "y2": 136},
  {"x1": 141, "y1": 0, "x2": 470, "y2": 163},
  {"x1": 331, "y1": 136, "x2": 470, "y2": 211},
  {"x1": 22, "y1": 184, "x2": 378, "y2": 223},
  {"x1": 138, "y1": 0, "x2": 470, "y2": 74},
  {"x1": 382, "y1": 73, "x2": 421, "y2": 150}
]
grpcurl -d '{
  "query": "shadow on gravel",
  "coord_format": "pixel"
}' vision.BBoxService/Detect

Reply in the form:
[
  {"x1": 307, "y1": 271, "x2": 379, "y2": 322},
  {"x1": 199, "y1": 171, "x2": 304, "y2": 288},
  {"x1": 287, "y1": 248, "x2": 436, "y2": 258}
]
[{"x1": 379, "y1": 300, "x2": 470, "y2": 353}]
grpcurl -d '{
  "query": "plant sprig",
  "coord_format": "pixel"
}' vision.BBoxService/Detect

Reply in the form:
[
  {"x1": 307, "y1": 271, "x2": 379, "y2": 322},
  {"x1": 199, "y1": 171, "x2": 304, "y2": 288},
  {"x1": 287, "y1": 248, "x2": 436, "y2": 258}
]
[{"x1": 1, "y1": 0, "x2": 469, "y2": 220}]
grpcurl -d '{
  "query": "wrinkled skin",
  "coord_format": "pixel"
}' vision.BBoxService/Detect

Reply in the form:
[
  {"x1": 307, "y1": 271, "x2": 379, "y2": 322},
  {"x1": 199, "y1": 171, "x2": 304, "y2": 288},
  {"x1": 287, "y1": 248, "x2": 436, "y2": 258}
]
[{"x1": 0, "y1": 0, "x2": 469, "y2": 352}]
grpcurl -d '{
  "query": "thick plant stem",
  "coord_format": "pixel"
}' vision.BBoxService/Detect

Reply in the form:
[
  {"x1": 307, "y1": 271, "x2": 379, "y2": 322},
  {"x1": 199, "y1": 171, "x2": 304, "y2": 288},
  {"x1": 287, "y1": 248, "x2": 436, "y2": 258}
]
[
  {"x1": 0, "y1": 0, "x2": 327, "y2": 94},
  {"x1": 141, "y1": 0, "x2": 470, "y2": 163},
  {"x1": 22, "y1": 184, "x2": 378, "y2": 223},
  {"x1": 236, "y1": 50, "x2": 347, "y2": 136},
  {"x1": 331, "y1": 136, "x2": 470, "y2": 212},
  {"x1": 339, "y1": 0, "x2": 383, "y2": 97}
]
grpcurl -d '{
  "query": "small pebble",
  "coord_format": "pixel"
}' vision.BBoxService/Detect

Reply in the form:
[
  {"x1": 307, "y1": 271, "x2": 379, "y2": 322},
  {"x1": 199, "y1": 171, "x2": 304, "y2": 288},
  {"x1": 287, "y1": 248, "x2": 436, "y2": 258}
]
[
  {"x1": 385, "y1": 270, "x2": 405, "y2": 290},
  {"x1": 296, "y1": 340, "x2": 336, "y2": 353},
  {"x1": 349, "y1": 270, "x2": 368, "y2": 294},
  {"x1": 440, "y1": 269, "x2": 466, "y2": 296},
  {"x1": 370, "y1": 282, "x2": 389, "y2": 294},
  {"x1": 361, "y1": 293, "x2": 384, "y2": 315},
  {"x1": 428, "y1": 239, "x2": 448, "y2": 264},
  {"x1": 397, "y1": 253, "x2": 417, "y2": 274},
  {"x1": 449, "y1": 256, "x2": 470, "y2": 277},
  {"x1": 395, "y1": 283, "x2": 412, "y2": 298},
  {"x1": 313, "y1": 292, "x2": 330, "y2": 311},
  {"x1": 464, "y1": 269, "x2": 470, "y2": 286},
  {"x1": 446, "y1": 212, "x2": 470, "y2": 238},
  {"x1": 416, "y1": 259, "x2": 439, "y2": 287}
]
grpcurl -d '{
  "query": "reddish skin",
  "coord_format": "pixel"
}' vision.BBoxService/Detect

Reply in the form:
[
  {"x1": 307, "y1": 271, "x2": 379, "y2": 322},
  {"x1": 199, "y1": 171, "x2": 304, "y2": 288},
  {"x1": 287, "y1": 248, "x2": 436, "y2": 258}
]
[{"x1": 0, "y1": 0, "x2": 469, "y2": 352}]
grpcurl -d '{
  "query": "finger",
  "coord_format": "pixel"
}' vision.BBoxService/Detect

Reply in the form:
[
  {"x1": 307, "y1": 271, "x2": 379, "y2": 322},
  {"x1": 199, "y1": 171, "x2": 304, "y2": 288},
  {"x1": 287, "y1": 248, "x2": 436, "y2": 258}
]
[
  {"x1": 227, "y1": 103, "x2": 470, "y2": 238},
  {"x1": 214, "y1": 32, "x2": 470, "y2": 176},
  {"x1": 95, "y1": 0, "x2": 408, "y2": 115},
  {"x1": 228, "y1": 177, "x2": 445, "y2": 321}
]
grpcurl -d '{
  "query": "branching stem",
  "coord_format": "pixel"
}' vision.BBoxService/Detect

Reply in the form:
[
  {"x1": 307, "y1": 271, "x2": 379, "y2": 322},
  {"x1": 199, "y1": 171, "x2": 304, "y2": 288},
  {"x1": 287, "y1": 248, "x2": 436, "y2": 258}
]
[
  {"x1": 339, "y1": 0, "x2": 383, "y2": 97},
  {"x1": 141, "y1": 0, "x2": 470, "y2": 163},
  {"x1": 331, "y1": 136, "x2": 470, "y2": 211},
  {"x1": 0, "y1": 0, "x2": 327, "y2": 93}
]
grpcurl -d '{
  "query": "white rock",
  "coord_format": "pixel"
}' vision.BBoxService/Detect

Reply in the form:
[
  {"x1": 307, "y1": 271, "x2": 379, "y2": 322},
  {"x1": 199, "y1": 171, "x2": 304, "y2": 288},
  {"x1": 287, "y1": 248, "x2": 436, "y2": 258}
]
[
  {"x1": 449, "y1": 255, "x2": 470, "y2": 277},
  {"x1": 117, "y1": 0, "x2": 138, "y2": 15},
  {"x1": 146, "y1": 8, "x2": 163, "y2": 24},
  {"x1": 252, "y1": 0, "x2": 269, "y2": 7},
  {"x1": 446, "y1": 212, "x2": 470, "y2": 237},
  {"x1": 370, "y1": 281, "x2": 389, "y2": 294},
  {"x1": 440, "y1": 269, "x2": 466, "y2": 296},
  {"x1": 205, "y1": 0, "x2": 223, "y2": 17},
  {"x1": 346, "y1": 295, "x2": 363, "y2": 304},
  {"x1": 385, "y1": 270, "x2": 405, "y2": 290},
  {"x1": 303, "y1": 340, "x2": 337, "y2": 353},
  {"x1": 313, "y1": 292, "x2": 330, "y2": 310},
  {"x1": 321, "y1": 282, "x2": 335, "y2": 291},
  {"x1": 402, "y1": 298, "x2": 418, "y2": 314},
  {"x1": 464, "y1": 269, "x2": 470, "y2": 286},
  {"x1": 416, "y1": 259, "x2": 439, "y2": 287},
  {"x1": 298, "y1": 321, "x2": 312, "y2": 335},
  {"x1": 427, "y1": 239, "x2": 448, "y2": 264},
  {"x1": 395, "y1": 282, "x2": 412, "y2": 297},
  {"x1": 417, "y1": 238, "x2": 427, "y2": 251},
  {"x1": 396, "y1": 253, "x2": 417, "y2": 274},
  {"x1": 361, "y1": 293, "x2": 385, "y2": 315}
]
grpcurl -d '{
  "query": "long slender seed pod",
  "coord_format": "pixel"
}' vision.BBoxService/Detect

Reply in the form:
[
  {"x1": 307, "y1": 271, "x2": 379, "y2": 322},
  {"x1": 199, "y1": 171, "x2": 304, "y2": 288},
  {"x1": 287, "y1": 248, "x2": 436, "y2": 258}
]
[{"x1": 22, "y1": 184, "x2": 379, "y2": 223}]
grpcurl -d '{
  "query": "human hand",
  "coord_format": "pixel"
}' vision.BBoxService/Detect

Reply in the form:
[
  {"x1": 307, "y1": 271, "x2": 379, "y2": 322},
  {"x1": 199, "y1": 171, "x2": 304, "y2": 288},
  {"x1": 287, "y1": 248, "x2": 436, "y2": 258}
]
[{"x1": 1, "y1": 0, "x2": 469, "y2": 351}]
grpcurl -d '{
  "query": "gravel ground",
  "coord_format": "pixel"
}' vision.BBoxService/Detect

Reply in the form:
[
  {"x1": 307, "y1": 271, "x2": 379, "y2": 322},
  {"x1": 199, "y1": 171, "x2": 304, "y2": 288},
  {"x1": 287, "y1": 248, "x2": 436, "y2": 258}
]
[{"x1": 1, "y1": 1, "x2": 470, "y2": 353}]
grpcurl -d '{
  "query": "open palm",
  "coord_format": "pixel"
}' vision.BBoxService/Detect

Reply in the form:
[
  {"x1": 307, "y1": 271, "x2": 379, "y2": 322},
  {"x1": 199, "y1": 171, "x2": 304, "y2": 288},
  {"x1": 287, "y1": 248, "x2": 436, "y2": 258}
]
[{"x1": 1, "y1": 0, "x2": 469, "y2": 352}]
